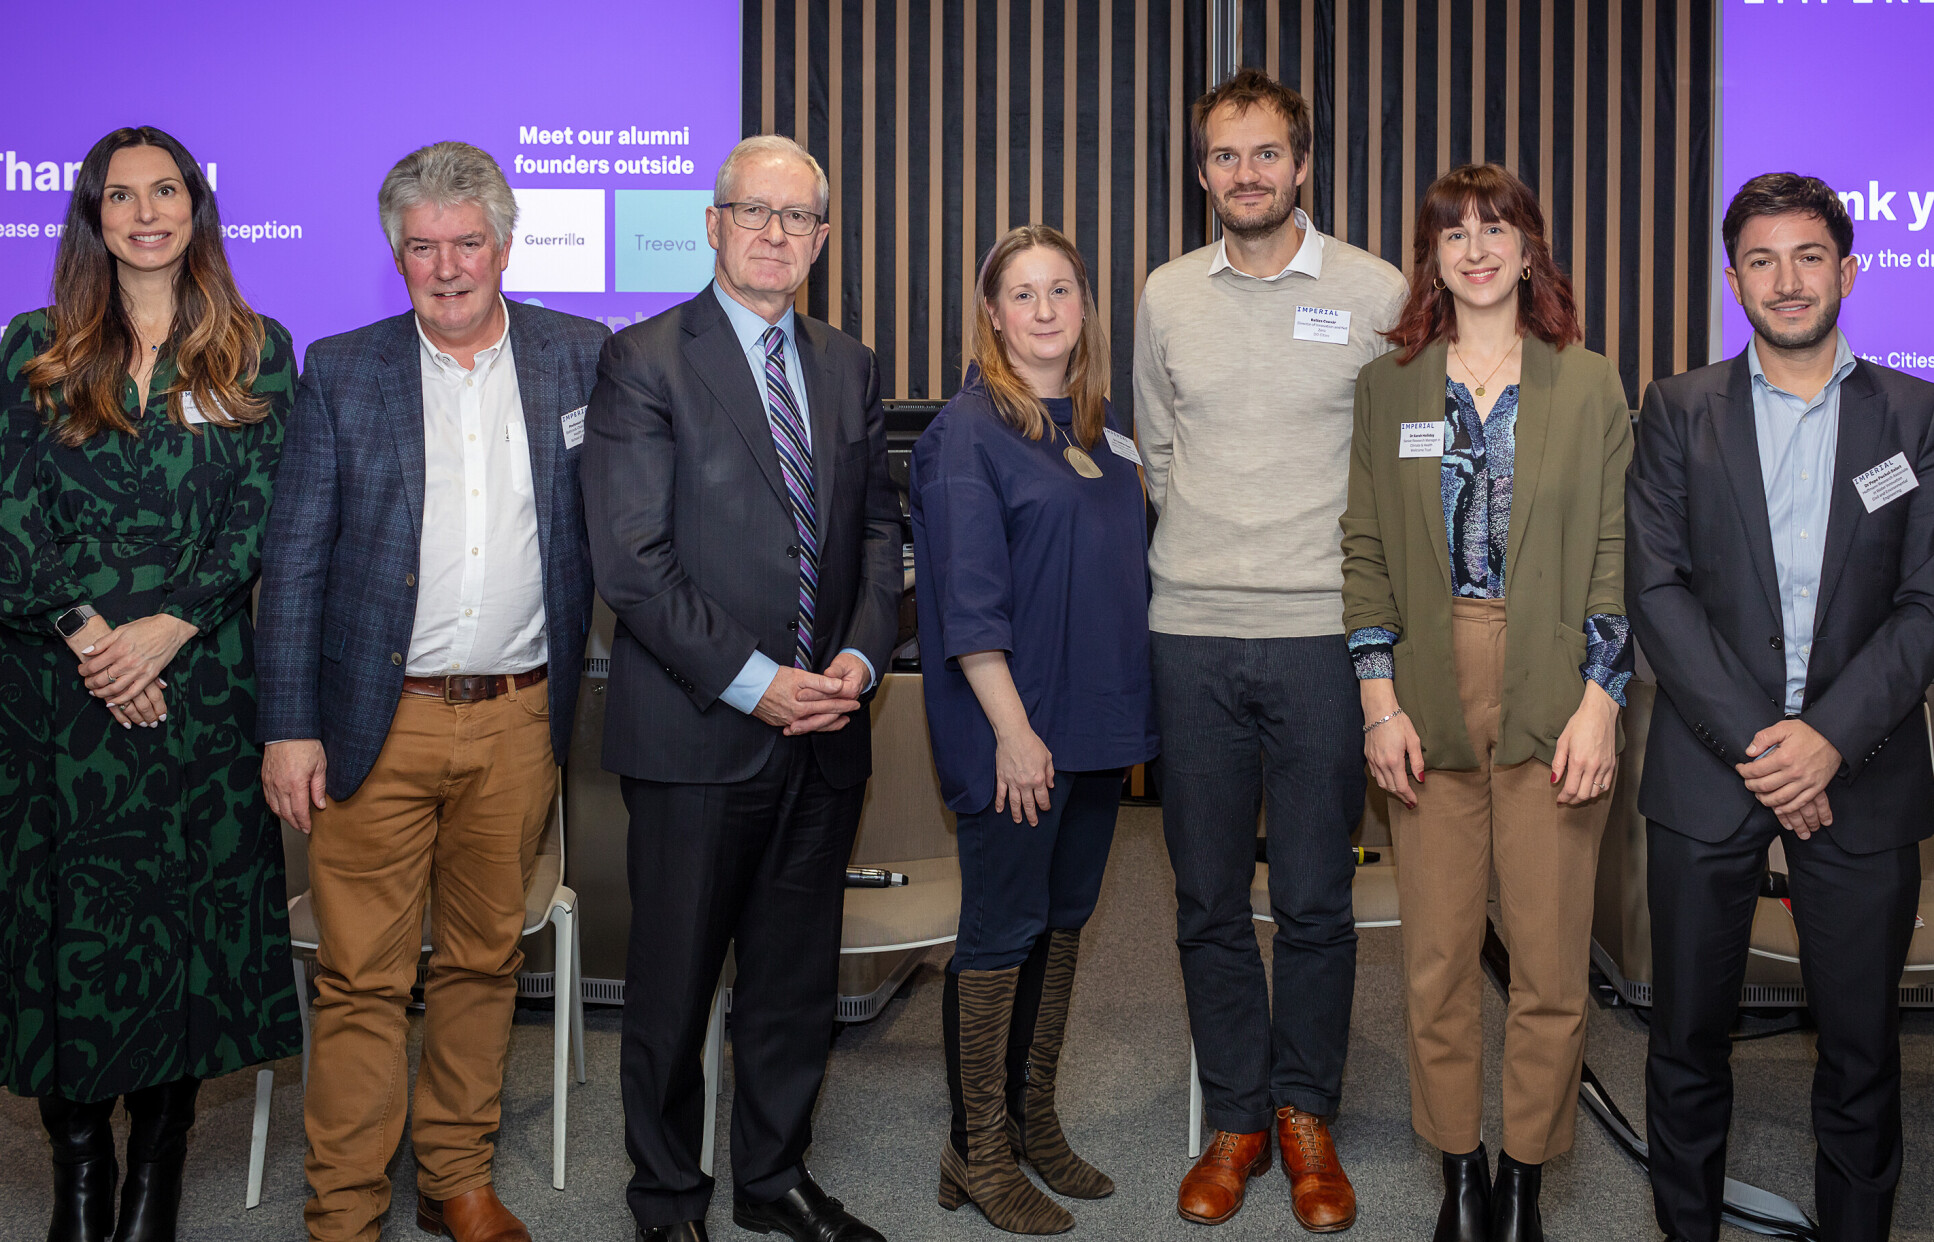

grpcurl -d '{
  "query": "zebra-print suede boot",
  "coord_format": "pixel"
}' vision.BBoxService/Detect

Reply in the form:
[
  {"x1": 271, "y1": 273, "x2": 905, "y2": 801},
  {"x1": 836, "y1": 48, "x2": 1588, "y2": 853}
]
[
  {"x1": 939, "y1": 966, "x2": 1073, "y2": 1234},
  {"x1": 1006, "y1": 930, "x2": 1113, "y2": 1199}
]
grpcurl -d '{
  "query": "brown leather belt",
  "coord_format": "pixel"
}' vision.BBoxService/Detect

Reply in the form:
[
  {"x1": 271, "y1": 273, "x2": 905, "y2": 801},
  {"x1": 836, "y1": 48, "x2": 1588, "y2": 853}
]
[{"x1": 400, "y1": 664, "x2": 547, "y2": 702}]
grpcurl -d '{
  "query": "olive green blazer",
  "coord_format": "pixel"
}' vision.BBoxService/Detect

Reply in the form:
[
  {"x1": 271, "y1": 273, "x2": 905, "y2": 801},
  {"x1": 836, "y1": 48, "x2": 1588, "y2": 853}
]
[{"x1": 1340, "y1": 336, "x2": 1633, "y2": 771}]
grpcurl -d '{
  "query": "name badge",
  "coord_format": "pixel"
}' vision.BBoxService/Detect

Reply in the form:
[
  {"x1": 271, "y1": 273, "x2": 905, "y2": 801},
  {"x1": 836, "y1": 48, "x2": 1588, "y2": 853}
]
[
  {"x1": 1292, "y1": 305, "x2": 1351, "y2": 344},
  {"x1": 561, "y1": 405, "x2": 587, "y2": 450},
  {"x1": 1103, "y1": 428, "x2": 1142, "y2": 464},
  {"x1": 179, "y1": 392, "x2": 214, "y2": 424},
  {"x1": 1852, "y1": 451, "x2": 1919, "y2": 514},
  {"x1": 1398, "y1": 421, "x2": 1445, "y2": 459}
]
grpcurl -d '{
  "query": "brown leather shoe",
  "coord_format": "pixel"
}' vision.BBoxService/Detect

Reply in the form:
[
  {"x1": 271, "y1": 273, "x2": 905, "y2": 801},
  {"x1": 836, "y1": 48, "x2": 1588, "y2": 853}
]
[
  {"x1": 1177, "y1": 1129, "x2": 1271, "y2": 1225},
  {"x1": 1276, "y1": 1105, "x2": 1357, "y2": 1232},
  {"x1": 416, "y1": 1185, "x2": 532, "y2": 1242}
]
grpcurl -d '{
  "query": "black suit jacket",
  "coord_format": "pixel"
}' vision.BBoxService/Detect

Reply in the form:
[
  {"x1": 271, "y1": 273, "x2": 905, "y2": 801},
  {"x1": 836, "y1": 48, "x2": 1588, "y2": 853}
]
[
  {"x1": 581, "y1": 285, "x2": 901, "y2": 788},
  {"x1": 1626, "y1": 350, "x2": 1934, "y2": 852}
]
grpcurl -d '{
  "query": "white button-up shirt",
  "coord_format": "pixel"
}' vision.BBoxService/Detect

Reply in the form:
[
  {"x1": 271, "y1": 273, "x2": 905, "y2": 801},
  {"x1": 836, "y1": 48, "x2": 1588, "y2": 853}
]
[
  {"x1": 1206, "y1": 206, "x2": 1325, "y2": 281},
  {"x1": 406, "y1": 299, "x2": 548, "y2": 677}
]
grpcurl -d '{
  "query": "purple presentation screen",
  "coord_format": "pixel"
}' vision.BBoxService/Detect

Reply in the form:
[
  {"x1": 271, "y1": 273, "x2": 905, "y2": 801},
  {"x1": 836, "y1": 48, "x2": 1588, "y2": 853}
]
[
  {"x1": 1720, "y1": 0, "x2": 1934, "y2": 380},
  {"x1": 2, "y1": 2, "x2": 741, "y2": 358}
]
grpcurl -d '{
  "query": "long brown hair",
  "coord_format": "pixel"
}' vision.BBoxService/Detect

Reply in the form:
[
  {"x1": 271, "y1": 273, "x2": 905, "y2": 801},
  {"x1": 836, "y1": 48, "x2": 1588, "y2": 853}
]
[
  {"x1": 1385, "y1": 163, "x2": 1582, "y2": 364},
  {"x1": 969, "y1": 225, "x2": 1110, "y2": 449},
  {"x1": 24, "y1": 126, "x2": 267, "y2": 445}
]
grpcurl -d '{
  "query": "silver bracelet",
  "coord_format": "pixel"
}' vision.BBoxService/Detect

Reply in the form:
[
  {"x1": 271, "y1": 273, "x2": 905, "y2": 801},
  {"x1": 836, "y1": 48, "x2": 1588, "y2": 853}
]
[{"x1": 1363, "y1": 708, "x2": 1405, "y2": 735}]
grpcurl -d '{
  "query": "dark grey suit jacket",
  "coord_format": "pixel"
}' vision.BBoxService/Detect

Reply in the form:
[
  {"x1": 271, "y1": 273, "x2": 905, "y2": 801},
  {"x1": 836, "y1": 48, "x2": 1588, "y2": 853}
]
[
  {"x1": 256, "y1": 300, "x2": 608, "y2": 800},
  {"x1": 1626, "y1": 350, "x2": 1934, "y2": 851},
  {"x1": 581, "y1": 285, "x2": 901, "y2": 788}
]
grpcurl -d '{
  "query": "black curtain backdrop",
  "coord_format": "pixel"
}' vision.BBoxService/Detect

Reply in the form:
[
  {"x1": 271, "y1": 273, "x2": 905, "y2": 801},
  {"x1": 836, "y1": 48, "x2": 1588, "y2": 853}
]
[{"x1": 743, "y1": 0, "x2": 1713, "y2": 418}]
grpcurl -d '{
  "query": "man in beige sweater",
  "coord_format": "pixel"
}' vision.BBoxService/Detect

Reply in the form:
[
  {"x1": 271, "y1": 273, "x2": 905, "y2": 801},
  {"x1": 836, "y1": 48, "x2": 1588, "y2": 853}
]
[{"x1": 1133, "y1": 68, "x2": 1406, "y2": 1232}]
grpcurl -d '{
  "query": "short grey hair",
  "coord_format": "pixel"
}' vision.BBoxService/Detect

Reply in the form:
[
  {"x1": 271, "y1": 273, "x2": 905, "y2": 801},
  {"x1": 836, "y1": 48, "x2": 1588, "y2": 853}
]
[
  {"x1": 713, "y1": 134, "x2": 830, "y2": 216},
  {"x1": 379, "y1": 141, "x2": 518, "y2": 257}
]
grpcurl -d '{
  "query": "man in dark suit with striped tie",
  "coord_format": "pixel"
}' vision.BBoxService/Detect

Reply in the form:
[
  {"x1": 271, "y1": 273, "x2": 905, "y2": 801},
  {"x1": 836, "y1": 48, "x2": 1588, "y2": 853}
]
[{"x1": 582, "y1": 134, "x2": 901, "y2": 1242}]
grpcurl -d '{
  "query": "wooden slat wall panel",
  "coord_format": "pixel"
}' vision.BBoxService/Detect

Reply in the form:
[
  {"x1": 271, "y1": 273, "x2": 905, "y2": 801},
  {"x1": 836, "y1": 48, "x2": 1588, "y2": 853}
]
[{"x1": 746, "y1": 0, "x2": 1712, "y2": 410}]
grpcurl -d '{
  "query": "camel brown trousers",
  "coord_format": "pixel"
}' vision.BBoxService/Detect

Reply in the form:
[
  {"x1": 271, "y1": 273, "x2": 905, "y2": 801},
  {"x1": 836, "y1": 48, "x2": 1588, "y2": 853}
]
[
  {"x1": 1388, "y1": 597, "x2": 1611, "y2": 1164},
  {"x1": 301, "y1": 687, "x2": 555, "y2": 1242}
]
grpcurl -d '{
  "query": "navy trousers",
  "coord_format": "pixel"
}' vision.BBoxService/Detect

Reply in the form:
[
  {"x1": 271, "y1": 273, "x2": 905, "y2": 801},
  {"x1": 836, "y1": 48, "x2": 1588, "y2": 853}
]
[
  {"x1": 1151, "y1": 631, "x2": 1362, "y2": 1130},
  {"x1": 951, "y1": 769, "x2": 1124, "y2": 973},
  {"x1": 1646, "y1": 810, "x2": 1922, "y2": 1242}
]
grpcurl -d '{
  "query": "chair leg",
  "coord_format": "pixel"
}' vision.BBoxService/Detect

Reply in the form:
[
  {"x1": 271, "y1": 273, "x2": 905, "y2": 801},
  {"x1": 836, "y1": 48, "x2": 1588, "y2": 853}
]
[
  {"x1": 551, "y1": 903, "x2": 574, "y2": 1191},
  {"x1": 293, "y1": 958, "x2": 313, "y2": 1091},
  {"x1": 1188, "y1": 1041, "x2": 1204, "y2": 1159},
  {"x1": 246, "y1": 1067, "x2": 272, "y2": 1209},
  {"x1": 571, "y1": 915, "x2": 587, "y2": 1085},
  {"x1": 699, "y1": 973, "x2": 725, "y2": 1177}
]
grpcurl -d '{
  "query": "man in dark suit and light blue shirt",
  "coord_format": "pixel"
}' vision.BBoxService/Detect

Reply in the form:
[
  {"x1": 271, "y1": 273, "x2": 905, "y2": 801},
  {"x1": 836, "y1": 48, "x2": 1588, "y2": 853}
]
[
  {"x1": 1627, "y1": 173, "x2": 1934, "y2": 1242},
  {"x1": 581, "y1": 134, "x2": 899, "y2": 1242},
  {"x1": 255, "y1": 142, "x2": 606, "y2": 1242}
]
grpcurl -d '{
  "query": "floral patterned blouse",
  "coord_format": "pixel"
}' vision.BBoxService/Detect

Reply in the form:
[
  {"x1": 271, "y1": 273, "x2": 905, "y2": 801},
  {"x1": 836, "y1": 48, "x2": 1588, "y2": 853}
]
[{"x1": 1347, "y1": 378, "x2": 1632, "y2": 705}]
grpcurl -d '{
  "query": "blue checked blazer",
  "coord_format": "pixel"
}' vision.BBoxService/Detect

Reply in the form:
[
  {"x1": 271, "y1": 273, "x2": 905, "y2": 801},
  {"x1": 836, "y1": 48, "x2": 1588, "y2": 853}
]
[{"x1": 255, "y1": 300, "x2": 609, "y2": 801}]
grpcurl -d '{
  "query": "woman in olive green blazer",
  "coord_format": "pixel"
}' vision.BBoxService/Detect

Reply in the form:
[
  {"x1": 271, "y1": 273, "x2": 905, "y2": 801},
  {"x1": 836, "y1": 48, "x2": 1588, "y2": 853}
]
[{"x1": 1339, "y1": 165, "x2": 1632, "y2": 1242}]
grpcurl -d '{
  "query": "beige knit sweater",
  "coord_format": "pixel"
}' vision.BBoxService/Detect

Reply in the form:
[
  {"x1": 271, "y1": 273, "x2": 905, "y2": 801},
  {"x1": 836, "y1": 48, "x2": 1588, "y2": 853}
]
[{"x1": 1133, "y1": 232, "x2": 1407, "y2": 637}]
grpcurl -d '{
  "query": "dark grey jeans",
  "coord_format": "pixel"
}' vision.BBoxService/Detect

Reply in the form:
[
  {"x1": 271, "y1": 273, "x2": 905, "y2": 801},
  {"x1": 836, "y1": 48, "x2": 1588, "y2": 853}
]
[{"x1": 1151, "y1": 631, "x2": 1362, "y2": 1132}]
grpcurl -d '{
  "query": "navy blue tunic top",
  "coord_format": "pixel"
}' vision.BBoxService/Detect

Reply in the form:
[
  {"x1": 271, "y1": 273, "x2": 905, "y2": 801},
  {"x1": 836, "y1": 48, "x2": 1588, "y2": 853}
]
[{"x1": 909, "y1": 368, "x2": 1160, "y2": 814}]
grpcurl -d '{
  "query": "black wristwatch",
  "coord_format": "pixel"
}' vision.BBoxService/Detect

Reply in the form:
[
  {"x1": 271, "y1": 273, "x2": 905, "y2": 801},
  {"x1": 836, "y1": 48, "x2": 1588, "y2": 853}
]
[{"x1": 54, "y1": 604, "x2": 99, "y2": 639}]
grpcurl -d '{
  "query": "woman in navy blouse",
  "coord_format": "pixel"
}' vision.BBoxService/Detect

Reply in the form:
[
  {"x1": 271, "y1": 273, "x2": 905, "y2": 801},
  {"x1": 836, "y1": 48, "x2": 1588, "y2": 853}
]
[
  {"x1": 1340, "y1": 165, "x2": 1633, "y2": 1242},
  {"x1": 911, "y1": 224, "x2": 1157, "y2": 1235}
]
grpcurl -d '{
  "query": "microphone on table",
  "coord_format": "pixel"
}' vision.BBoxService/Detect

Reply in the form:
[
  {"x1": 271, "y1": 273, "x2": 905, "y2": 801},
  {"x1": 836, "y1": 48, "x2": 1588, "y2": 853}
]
[{"x1": 845, "y1": 866, "x2": 910, "y2": 888}]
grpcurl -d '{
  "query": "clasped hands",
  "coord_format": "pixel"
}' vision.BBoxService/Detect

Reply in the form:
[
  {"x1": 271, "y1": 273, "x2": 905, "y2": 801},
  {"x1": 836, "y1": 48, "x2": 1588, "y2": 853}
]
[
  {"x1": 63, "y1": 612, "x2": 198, "y2": 729},
  {"x1": 753, "y1": 651, "x2": 870, "y2": 736},
  {"x1": 1736, "y1": 718, "x2": 1842, "y2": 839}
]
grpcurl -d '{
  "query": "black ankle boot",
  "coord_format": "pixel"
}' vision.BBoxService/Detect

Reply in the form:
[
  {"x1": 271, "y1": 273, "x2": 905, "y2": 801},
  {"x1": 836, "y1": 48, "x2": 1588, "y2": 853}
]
[
  {"x1": 112, "y1": 1078, "x2": 199, "y2": 1242},
  {"x1": 1434, "y1": 1144, "x2": 1491, "y2": 1242},
  {"x1": 39, "y1": 1094, "x2": 118, "y2": 1242},
  {"x1": 1491, "y1": 1152, "x2": 1544, "y2": 1242}
]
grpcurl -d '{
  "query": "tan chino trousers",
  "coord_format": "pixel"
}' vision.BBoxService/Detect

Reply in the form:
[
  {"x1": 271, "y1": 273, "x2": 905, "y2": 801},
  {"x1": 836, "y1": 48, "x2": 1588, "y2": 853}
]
[
  {"x1": 1389, "y1": 597, "x2": 1611, "y2": 1164},
  {"x1": 301, "y1": 686, "x2": 555, "y2": 1242}
]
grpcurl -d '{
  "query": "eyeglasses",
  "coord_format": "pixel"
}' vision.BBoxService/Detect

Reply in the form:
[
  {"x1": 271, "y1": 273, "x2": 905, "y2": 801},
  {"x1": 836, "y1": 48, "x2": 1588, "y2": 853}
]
[{"x1": 718, "y1": 201, "x2": 825, "y2": 236}]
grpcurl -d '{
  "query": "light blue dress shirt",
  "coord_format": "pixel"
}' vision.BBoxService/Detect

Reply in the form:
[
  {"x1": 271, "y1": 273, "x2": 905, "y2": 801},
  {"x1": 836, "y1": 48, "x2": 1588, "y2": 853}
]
[
  {"x1": 711, "y1": 284, "x2": 876, "y2": 713},
  {"x1": 1750, "y1": 331, "x2": 1856, "y2": 714}
]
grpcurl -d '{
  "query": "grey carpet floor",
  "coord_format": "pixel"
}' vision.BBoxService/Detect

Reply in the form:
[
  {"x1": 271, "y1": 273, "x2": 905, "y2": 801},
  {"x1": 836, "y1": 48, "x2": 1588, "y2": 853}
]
[{"x1": 3, "y1": 805, "x2": 1929, "y2": 1240}]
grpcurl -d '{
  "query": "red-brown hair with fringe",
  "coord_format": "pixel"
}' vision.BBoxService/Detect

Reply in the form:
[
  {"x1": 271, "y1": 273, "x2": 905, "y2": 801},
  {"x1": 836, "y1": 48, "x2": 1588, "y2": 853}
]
[{"x1": 1385, "y1": 163, "x2": 1581, "y2": 364}]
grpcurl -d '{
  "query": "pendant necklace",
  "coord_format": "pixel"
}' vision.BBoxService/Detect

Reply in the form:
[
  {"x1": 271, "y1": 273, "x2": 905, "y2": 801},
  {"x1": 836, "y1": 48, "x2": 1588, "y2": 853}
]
[
  {"x1": 1451, "y1": 336, "x2": 1521, "y2": 398},
  {"x1": 1050, "y1": 418, "x2": 1102, "y2": 478}
]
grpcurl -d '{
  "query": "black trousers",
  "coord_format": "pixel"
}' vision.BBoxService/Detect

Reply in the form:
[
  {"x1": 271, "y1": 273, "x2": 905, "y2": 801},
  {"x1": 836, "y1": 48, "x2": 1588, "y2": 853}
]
[
  {"x1": 1646, "y1": 811, "x2": 1922, "y2": 1242},
  {"x1": 619, "y1": 737, "x2": 866, "y2": 1227},
  {"x1": 1151, "y1": 631, "x2": 1362, "y2": 1130},
  {"x1": 951, "y1": 769, "x2": 1123, "y2": 973}
]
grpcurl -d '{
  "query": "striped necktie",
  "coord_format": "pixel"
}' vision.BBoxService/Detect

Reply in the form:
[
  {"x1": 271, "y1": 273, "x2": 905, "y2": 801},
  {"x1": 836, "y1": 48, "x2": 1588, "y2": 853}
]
[{"x1": 761, "y1": 325, "x2": 818, "y2": 669}]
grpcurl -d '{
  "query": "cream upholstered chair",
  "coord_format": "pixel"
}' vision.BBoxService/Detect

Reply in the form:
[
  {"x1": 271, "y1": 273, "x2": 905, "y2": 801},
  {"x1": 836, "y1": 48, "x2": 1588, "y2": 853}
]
[
  {"x1": 839, "y1": 673, "x2": 962, "y2": 1013},
  {"x1": 248, "y1": 776, "x2": 585, "y2": 1206},
  {"x1": 1185, "y1": 791, "x2": 1402, "y2": 1156}
]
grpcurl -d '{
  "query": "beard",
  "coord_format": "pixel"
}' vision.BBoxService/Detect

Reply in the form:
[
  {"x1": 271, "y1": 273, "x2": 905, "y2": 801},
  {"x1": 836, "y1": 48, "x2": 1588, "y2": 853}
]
[
  {"x1": 1213, "y1": 183, "x2": 1298, "y2": 241},
  {"x1": 1742, "y1": 287, "x2": 1842, "y2": 353}
]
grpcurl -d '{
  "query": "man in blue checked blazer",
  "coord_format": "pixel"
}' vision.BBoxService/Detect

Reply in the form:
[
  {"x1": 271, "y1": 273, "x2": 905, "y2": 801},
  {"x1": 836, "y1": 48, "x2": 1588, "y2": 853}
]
[
  {"x1": 582, "y1": 135, "x2": 900, "y2": 1242},
  {"x1": 254, "y1": 142, "x2": 605, "y2": 1242}
]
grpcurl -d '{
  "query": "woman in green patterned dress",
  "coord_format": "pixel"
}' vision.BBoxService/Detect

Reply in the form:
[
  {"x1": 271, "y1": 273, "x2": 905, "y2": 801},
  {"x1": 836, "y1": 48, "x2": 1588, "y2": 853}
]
[{"x1": 0, "y1": 126, "x2": 301, "y2": 1242}]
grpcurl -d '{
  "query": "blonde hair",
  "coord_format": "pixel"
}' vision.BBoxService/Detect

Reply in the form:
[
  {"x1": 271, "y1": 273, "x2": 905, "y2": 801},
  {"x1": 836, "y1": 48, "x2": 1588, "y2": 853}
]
[{"x1": 969, "y1": 225, "x2": 1110, "y2": 449}]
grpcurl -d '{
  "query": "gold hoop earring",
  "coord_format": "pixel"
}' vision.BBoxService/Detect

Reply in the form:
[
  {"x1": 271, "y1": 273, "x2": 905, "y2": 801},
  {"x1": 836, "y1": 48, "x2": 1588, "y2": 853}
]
[
  {"x1": 1520, "y1": 267, "x2": 1530, "y2": 282},
  {"x1": 1432, "y1": 276, "x2": 1446, "y2": 292}
]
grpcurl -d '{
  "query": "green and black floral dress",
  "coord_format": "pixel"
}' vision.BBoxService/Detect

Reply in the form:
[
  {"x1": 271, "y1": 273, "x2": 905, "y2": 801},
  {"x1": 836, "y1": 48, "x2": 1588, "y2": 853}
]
[{"x1": 0, "y1": 309, "x2": 302, "y2": 1102}]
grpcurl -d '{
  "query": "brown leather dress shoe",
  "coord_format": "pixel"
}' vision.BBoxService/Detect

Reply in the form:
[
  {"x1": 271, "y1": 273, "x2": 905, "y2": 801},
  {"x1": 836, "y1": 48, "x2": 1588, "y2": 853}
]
[
  {"x1": 1177, "y1": 1129, "x2": 1271, "y2": 1225},
  {"x1": 1276, "y1": 1105, "x2": 1357, "y2": 1233},
  {"x1": 416, "y1": 1185, "x2": 532, "y2": 1242}
]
